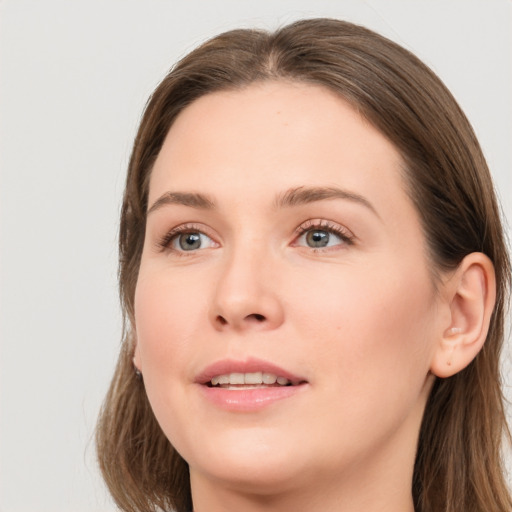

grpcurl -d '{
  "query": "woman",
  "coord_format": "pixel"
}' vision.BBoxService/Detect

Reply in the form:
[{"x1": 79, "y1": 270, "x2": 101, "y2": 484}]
[{"x1": 96, "y1": 18, "x2": 511, "y2": 512}]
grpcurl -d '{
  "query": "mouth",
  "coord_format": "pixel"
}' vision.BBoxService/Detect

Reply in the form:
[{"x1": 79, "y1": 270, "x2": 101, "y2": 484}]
[
  {"x1": 195, "y1": 358, "x2": 308, "y2": 410},
  {"x1": 207, "y1": 371, "x2": 299, "y2": 389},
  {"x1": 196, "y1": 357, "x2": 307, "y2": 388}
]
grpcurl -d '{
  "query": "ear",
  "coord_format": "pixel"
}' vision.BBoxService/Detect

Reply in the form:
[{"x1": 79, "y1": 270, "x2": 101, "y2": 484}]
[{"x1": 430, "y1": 252, "x2": 496, "y2": 378}]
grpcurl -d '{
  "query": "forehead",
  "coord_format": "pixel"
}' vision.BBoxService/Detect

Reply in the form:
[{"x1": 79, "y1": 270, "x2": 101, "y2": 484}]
[{"x1": 149, "y1": 81, "x2": 408, "y2": 215}]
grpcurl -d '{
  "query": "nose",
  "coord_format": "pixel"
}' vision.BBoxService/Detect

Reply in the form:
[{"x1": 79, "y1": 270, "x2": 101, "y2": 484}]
[{"x1": 209, "y1": 247, "x2": 285, "y2": 332}]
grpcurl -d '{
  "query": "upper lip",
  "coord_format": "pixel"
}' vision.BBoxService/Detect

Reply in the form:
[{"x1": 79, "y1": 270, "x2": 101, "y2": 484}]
[{"x1": 195, "y1": 357, "x2": 307, "y2": 386}]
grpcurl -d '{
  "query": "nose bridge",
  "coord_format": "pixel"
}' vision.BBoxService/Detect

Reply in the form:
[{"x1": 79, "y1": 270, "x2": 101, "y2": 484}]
[{"x1": 210, "y1": 235, "x2": 284, "y2": 331}]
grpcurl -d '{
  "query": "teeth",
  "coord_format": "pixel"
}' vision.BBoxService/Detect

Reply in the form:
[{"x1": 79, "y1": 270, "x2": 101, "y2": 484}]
[
  {"x1": 262, "y1": 373, "x2": 277, "y2": 385},
  {"x1": 218, "y1": 374, "x2": 229, "y2": 385},
  {"x1": 244, "y1": 372, "x2": 262, "y2": 384},
  {"x1": 230, "y1": 373, "x2": 245, "y2": 385},
  {"x1": 210, "y1": 372, "x2": 291, "y2": 387}
]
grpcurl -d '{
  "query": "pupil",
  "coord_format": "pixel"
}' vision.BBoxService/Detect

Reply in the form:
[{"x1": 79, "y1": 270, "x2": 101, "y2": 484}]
[
  {"x1": 179, "y1": 233, "x2": 201, "y2": 250},
  {"x1": 307, "y1": 230, "x2": 329, "y2": 248}
]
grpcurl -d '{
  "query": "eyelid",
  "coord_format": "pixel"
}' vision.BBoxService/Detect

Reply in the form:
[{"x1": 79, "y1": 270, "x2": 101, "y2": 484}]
[
  {"x1": 155, "y1": 223, "x2": 219, "y2": 253},
  {"x1": 292, "y1": 219, "x2": 355, "y2": 247},
  {"x1": 153, "y1": 218, "x2": 355, "y2": 254}
]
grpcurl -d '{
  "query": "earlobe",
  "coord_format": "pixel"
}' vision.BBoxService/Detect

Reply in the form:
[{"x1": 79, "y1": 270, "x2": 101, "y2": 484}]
[{"x1": 430, "y1": 253, "x2": 496, "y2": 378}]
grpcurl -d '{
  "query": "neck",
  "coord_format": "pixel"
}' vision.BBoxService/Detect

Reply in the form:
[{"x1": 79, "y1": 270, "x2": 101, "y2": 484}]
[
  {"x1": 190, "y1": 438, "x2": 417, "y2": 512},
  {"x1": 192, "y1": 486, "x2": 415, "y2": 512}
]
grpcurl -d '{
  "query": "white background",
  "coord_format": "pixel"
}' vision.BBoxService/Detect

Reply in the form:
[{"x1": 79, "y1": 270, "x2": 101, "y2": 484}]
[{"x1": 0, "y1": 1, "x2": 510, "y2": 511}]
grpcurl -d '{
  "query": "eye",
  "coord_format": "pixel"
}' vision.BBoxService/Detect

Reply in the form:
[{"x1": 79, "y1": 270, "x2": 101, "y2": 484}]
[
  {"x1": 294, "y1": 221, "x2": 354, "y2": 249},
  {"x1": 157, "y1": 224, "x2": 218, "y2": 253},
  {"x1": 298, "y1": 229, "x2": 342, "y2": 248},
  {"x1": 172, "y1": 232, "x2": 215, "y2": 251},
  {"x1": 303, "y1": 229, "x2": 337, "y2": 248}
]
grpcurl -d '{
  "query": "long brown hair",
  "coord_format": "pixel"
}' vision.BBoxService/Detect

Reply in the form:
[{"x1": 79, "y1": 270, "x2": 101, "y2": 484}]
[{"x1": 96, "y1": 18, "x2": 511, "y2": 512}]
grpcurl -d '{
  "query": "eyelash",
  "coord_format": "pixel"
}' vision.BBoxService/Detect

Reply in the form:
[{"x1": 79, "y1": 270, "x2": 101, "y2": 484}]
[
  {"x1": 294, "y1": 219, "x2": 355, "y2": 248},
  {"x1": 156, "y1": 223, "x2": 211, "y2": 253},
  {"x1": 156, "y1": 220, "x2": 355, "y2": 254}
]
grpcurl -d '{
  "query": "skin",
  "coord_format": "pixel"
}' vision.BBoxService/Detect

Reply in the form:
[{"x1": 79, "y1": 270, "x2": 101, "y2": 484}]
[{"x1": 133, "y1": 82, "x2": 491, "y2": 512}]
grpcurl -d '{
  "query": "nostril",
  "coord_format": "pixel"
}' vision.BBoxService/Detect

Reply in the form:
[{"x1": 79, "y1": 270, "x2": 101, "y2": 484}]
[
  {"x1": 248, "y1": 313, "x2": 266, "y2": 322},
  {"x1": 214, "y1": 313, "x2": 267, "y2": 328},
  {"x1": 216, "y1": 315, "x2": 228, "y2": 326}
]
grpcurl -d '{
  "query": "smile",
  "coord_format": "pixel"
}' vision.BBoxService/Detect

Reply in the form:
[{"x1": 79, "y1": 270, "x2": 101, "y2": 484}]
[
  {"x1": 209, "y1": 372, "x2": 293, "y2": 388},
  {"x1": 196, "y1": 358, "x2": 308, "y2": 411}
]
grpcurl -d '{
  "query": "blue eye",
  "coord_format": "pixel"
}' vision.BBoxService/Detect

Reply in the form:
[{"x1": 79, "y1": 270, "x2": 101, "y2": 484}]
[
  {"x1": 295, "y1": 221, "x2": 354, "y2": 249},
  {"x1": 172, "y1": 231, "x2": 215, "y2": 251},
  {"x1": 299, "y1": 229, "x2": 343, "y2": 248},
  {"x1": 308, "y1": 230, "x2": 335, "y2": 247}
]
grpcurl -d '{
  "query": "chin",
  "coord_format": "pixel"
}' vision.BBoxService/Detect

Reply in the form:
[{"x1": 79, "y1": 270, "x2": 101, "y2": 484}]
[
  {"x1": 194, "y1": 460, "x2": 304, "y2": 496},
  {"x1": 186, "y1": 429, "x2": 309, "y2": 494}
]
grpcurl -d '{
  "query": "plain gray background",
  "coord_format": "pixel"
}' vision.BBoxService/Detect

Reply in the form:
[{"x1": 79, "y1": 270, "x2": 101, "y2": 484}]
[{"x1": 1, "y1": 1, "x2": 511, "y2": 511}]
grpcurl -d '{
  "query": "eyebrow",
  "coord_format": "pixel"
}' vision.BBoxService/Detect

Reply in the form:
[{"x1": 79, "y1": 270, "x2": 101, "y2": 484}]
[
  {"x1": 275, "y1": 186, "x2": 380, "y2": 218},
  {"x1": 147, "y1": 191, "x2": 216, "y2": 214},
  {"x1": 147, "y1": 185, "x2": 379, "y2": 218}
]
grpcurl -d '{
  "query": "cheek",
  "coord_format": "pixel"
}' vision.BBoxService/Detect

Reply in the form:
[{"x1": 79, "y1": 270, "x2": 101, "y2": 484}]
[
  {"x1": 292, "y1": 263, "x2": 436, "y2": 395},
  {"x1": 133, "y1": 267, "x2": 210, "y2": 444},
  {"x1": 133, "y1": 267, "x2": 207, "y2": 384}
]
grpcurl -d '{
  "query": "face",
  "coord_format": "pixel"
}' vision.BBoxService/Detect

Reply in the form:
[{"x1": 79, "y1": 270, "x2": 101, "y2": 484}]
[{"x1": 134, "y1": 82, "x2": 443, "y2": 496}]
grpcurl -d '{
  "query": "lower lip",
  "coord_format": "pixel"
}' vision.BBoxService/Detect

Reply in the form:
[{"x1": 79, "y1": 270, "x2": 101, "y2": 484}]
[{"x1": 197, "y1": 384, "x2": 307, "y2": 412}]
